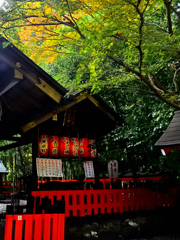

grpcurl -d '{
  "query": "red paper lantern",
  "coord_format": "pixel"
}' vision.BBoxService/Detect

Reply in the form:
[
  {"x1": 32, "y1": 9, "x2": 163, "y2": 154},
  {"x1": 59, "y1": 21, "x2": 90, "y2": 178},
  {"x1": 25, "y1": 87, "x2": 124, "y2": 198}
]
[
  {"x1": 39, "y1": 135, "x2": 49, "y2": 156},
  {"x1": 49, "y1": 135, "x2": 59, "y2": 157},
  {"x1": 88, "y1": 139, "x2": 97, "y2": 158},
  {"x1": 79, "y1": 138, "x2": 89, "y2": 158},
  {"x1": 70, "y1": 137, "x2": 79, "y2": 157},
  {"x1": 59, "y1": 136, "x2": 70, "y2": 157}
]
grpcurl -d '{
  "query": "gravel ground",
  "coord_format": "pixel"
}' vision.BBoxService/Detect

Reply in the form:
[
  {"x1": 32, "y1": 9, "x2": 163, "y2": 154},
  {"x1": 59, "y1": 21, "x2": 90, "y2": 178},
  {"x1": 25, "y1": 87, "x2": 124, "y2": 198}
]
[
  {"x1": 132, "y1": 236, "x2": 180, "y2": 240},
  {"x1": 1, "y1": 201, "x2": 180, "y2": 240},
  {"x1": 65, "y1": 233, "x2": 180, "y2": 240}
]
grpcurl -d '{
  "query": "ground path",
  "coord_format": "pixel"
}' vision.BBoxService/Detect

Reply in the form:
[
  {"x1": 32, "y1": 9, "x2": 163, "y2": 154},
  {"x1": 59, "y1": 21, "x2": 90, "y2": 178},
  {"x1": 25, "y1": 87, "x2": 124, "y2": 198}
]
[{"x1": 0, "y1": 201, "x2": 180, "y2": 240}]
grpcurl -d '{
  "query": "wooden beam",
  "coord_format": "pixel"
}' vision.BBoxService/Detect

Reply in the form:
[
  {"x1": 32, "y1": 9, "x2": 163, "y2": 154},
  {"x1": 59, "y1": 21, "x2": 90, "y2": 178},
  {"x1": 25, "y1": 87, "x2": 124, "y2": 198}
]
[
  {"x1": 14, "y1": 69, "x2": 23, "y2": 79},
  {"x1": 0, "y1": 55, "x2": 40, "y2": 85},
  {"x1": 22, "y1": 93, "x2": 89, "y2": 132},
  {"x1": 0, "y1": 139, "x2": 31, "y2": 151},
  {"x1": 0, "y1": 56, "x2": 62, "y2": 103},
  {"x1": 0, "y1": 79, "x2": 20, "y2": 96},
  {"x1": 87, "y1": 95, "x2": 116, "y2": 121},
  {"x1": 36, "y1": 78, "x2": 62, "y2": 104},
  {"x1": 0, "y1": 136, "x2": 22, "y2": 141}
]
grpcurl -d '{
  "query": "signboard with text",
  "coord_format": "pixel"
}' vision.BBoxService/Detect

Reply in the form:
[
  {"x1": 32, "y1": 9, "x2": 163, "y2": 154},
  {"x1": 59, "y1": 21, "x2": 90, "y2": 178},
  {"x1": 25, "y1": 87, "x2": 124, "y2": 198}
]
[
  {"x1": 84, "y1": 161, "x2": 95, "y2": 178},
  {"x1": 36, "y1": 158, "x2": 63, "y2": 177},
  {"x1": 108, "y1": 160, "x2": 118, "y2": 178}
]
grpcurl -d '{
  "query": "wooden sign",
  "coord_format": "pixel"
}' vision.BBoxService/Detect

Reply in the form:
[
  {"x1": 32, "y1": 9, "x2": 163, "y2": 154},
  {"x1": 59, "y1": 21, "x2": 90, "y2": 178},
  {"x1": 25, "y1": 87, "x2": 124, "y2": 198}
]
[
  {"x1": 108, "y1": 160, "x2": 118, "y2": 178},
  {"x1": 63, "y1": 106, "x2": 76, "y2": 127},
  {"x1": 36, "y1": 158, "x2": 63, "y2": 177},
  {"x1": 84, "y1": 161, "x2": 95, "y2": 178}
]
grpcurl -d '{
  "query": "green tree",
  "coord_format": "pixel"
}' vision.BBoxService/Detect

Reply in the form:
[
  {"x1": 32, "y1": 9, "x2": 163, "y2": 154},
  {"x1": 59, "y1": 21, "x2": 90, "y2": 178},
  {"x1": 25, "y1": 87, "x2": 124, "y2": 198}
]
[
  {"x1": 0, "y1": 142, "x2": 32, "y2": 180},
  {"x1": 1, "y1": 0, "x2": 180, "y2": 108},
  {"x1": 1, "y1": 0, "x2": 180, "y2": 180},
  {"x1": 96, "y1": 85, "x2": 176, "y2": 175}
]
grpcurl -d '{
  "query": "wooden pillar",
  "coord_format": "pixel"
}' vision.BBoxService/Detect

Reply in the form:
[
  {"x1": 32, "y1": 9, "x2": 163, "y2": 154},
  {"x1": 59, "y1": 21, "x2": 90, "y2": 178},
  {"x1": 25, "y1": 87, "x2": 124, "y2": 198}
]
[{"x1": 31, "y1": 128, "x2": 39, "y2": 191}]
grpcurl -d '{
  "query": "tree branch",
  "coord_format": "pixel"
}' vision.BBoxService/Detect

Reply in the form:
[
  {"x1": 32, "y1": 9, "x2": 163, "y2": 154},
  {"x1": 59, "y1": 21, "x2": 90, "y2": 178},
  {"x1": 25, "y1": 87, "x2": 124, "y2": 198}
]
[
  {"x1": 148, "y1": 73, "x2": 164, "y2": 94},
  {"x1": 127, "y1": 0, "x2": 150, "y2": 74},
  {"x1": 163, "y1": 0, "x2": 173, "y2": 35},
  {"x1": 107, "y1": 55, "x2": 180, "y2": 109},
  {"x1": 149, "y1": 73, "x2": 175, "y2": 95},
  {"x1": 2, "y1": 15, "x2": 41, "y2": 22},
  {"x1": 146, "y1": 22, "x2": 169, "y2": 33},
  {"x1": 104, "y1": 86, "x2": 154, "y2": 95},
  {"x1": 3, "y1": 22, "x2": 72, "y2": 30},
  {"x1": 65, "y1": 0, "x2": 85, "y2": 39},
  {"x1": 173, "y1": 67, "x2": 180, "y2": 92}
]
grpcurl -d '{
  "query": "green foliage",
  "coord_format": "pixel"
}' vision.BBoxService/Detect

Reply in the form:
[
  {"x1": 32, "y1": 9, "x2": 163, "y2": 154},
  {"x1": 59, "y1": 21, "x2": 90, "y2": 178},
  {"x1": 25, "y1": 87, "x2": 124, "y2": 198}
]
[
  {"x1": 97, "y1": 85, "x2": 175, "y2": 175},
  {"x1": 1, "y1": 0, "x2": 180, "y2": 179},
  {"x1": 0, "y1": 143, "x2": 32, "y2": 180},
  {"x1": 1, "y1": 0, "x2": 180, "y2": 108}
]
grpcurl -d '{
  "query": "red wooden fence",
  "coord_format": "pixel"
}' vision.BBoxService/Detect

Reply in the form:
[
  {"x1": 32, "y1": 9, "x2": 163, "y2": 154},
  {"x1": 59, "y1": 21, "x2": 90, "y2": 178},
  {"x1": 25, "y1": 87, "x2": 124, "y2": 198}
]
[
  {"x1": 37, "y1": 176, "x2": 169, "y2": 187},
  {"x1": 1, "y1": 177, "x2": 169, "y2": 194},
  {"x1": 4, "y1": 213, "x2": 65, "y2": 240},
  {"x1": 2, "y1": 181, "x2": 21, "y2": 194},
  {"x1": 31, "y1": 187, "x2": 179, "y2": 217}
]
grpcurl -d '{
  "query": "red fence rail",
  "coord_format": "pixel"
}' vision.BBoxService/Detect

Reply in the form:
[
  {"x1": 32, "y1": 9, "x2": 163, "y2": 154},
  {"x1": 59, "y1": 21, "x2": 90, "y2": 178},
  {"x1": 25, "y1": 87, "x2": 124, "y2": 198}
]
[
  {"x1": 38, "y1": 176, "x2": 169, "y2": 184},
  {"x1": 2, "y1": 181, "x2": 21, "y2": 194},
  {"x1": 0, "y1": 176, "x2": 170, "y2": 194},
  {"x1": 31, "y1": 187, "x2": 179, "y2": 217},
  {"x1": 4, "y1": 213, "x2": 65, "y2": 240}
]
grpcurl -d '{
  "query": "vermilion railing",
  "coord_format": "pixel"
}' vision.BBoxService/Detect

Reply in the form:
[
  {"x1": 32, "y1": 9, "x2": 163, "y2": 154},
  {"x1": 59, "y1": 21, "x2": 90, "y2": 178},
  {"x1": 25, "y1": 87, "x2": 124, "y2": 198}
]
[
  {"x1": 1, "y1": 181, "x2": 21, "y2": 194},
  {"x1": 1, "y1": 176, "x2": 170, "y2": 194},
  {"x1": 1, "y1": 178, "x2": 179, "y2": 218},
  {"x1": 37, "y1": 176, "x2": 169, "y2": 189},
  {"x1": 4, "y1": 213, "x2": 65, "y2": 240},
  {"x1": 38, "y1": 176, "x2": 169, "y2": 184},
  {"x1": 31, "y1": 187, "x2": 179, "y2": 217}
]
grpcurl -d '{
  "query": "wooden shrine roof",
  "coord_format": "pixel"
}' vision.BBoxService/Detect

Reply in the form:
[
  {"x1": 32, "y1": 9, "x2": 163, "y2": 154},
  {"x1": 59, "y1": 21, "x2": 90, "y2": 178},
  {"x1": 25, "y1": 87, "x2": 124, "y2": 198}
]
[
  {"x1": 0, "y1": 37, "x2": 67, "y2": 139},
  {"x1": 155, "y1": 110, "x2": 180, "y2": 148},
  {"x1": 0, "y1": 37, "x2": 122, "y2": 150}
]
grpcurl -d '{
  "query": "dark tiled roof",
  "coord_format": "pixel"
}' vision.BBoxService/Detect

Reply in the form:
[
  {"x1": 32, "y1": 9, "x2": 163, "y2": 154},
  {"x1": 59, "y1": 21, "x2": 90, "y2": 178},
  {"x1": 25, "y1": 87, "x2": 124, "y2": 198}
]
[{"x1": 155, "y1": 110, "x2": 180, "y2": 148}]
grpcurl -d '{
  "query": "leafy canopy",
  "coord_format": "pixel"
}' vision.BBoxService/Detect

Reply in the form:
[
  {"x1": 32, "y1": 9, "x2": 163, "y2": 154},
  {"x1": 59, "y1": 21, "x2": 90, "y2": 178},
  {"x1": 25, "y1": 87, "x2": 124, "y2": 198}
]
[{"x1": 1, "y1": 0, "x2": 180, "y2": 109}]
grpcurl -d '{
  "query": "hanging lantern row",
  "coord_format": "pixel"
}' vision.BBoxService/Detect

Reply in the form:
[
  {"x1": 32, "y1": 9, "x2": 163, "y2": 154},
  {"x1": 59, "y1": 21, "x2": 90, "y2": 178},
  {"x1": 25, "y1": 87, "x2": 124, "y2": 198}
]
[{"x1": 39, "y1": 135, "x2": 97, "y2": 158}]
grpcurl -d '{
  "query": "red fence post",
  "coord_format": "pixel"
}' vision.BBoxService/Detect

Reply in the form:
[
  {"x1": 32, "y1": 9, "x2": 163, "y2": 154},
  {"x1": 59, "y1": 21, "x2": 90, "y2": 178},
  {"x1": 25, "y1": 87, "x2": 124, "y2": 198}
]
[
  {"x1": 4, "y1": 215, "x2": 13, "y2": 240},
  {"x1": 30, "y1": 185, "x2": 179, "y2": 218},
  {"x1": 24, "y1": 214, "x2": 33, "y2": 240},
  {"x1": 4, "y1": 213, "x2": 65, "y2": 240},
  {"x1": 58, "y1": 214, "x2": 65, "y2": 240}
]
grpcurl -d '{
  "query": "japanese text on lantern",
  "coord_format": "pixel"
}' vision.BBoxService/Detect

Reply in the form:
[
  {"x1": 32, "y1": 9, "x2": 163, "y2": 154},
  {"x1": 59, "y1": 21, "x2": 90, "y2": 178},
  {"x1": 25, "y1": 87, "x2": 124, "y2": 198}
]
[
  {"x1": 70, "y1": 138, "x2": 79, "y2": 157},
  {"x1": 65, "y1": 139, "x2": 70, "y2": 154},
  {"x1": 60, "y1": 137, "x2": 70, "y2": 156},
  {"x1": 39, "y1": 135, "x2": 49, "y2": 156},
  {"x1": 89, "y1": 139, "x2": 97, "y2": 158},
  {"x1": 50, "y1": 136, "x2": 59, "y2": 157}
]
